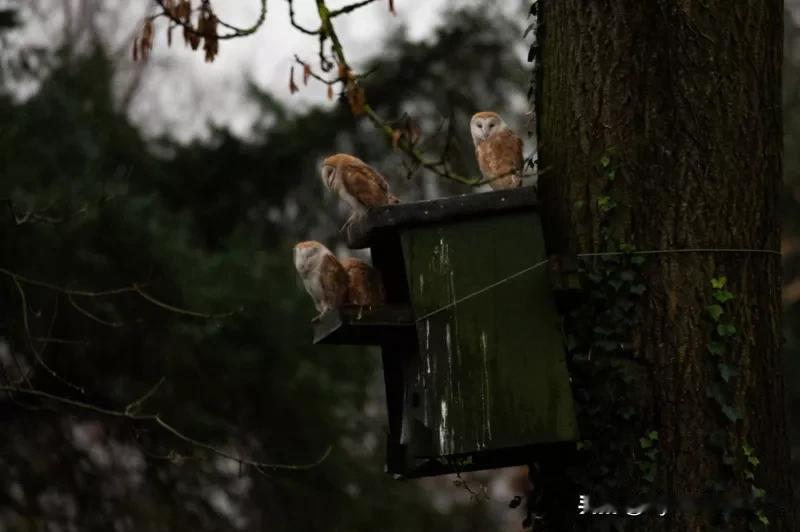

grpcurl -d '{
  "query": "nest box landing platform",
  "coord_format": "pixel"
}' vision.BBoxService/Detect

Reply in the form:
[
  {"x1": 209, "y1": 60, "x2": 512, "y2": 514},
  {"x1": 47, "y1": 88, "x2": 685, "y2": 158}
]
[{"x1": 314, "y1": 187, "x2": 579, "y2": 478}]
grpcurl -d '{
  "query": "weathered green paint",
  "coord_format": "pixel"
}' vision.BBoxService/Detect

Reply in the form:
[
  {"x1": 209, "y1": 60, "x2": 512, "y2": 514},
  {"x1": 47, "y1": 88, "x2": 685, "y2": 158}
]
[{"x1": 400, "y1": 210, "x2": 578, "y2": 458}]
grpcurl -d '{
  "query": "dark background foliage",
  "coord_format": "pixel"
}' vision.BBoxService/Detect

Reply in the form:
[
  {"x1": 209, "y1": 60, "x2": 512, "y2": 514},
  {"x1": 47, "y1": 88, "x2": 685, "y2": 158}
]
[{"x1": 0, "y1": 5, "x2": 527, "y2": 531}]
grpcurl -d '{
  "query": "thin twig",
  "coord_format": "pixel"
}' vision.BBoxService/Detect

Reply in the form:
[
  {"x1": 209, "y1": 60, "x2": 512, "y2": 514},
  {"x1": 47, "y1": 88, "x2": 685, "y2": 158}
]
[
  {"x1": 286, "y1": 0, "x2": 319, "y2": 35},
  {"x1": 2, "y1": 340, "x2": 34, "y2": 389},
  {"x1": 0, "y1": 268, "x2": 236, "y2": 319},
  {"x1": 294, "y1": 55, "x2": 337, "y2": 85},
  {"x1": 151, "y1": 0, "x2": 268, "y2": 39},
  {"x1": 0, "y1": 267, "x2": 140, "y2": 297},
  {"x1": 0, "y1": 384, "x2": 333, "y2": 472},
  {"x1": 11, "y1": 277, "x2": 85, "y2": 393},
  {"x1": 125, "y1": 377, "x2": 166, "y2": 415},
  {"x1": 29, "y1": 337, "x2": 89, "y2": 346},
  {"x1": 328, "y1": 0, "x2": 378, "y2": 18},
  {"x1": 306, "y1": 0, "x2": 486, "y2": 186},
  {"x1": 134, "y1": 287, "x2": 236, "y2": 319},
  {"x1": 68, "y1": 294, "x2": 124, "y2": 328}
]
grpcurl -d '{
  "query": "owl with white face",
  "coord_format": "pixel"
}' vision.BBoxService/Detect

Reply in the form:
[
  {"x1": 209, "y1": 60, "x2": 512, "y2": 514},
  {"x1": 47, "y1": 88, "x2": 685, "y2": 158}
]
[
  {"x1": 320, "y1": 153, "x2": 399, "y2": 233},
  {"x1": 293, "y1": 241, "x2": 348, "y2": 320},
  {"x1": 341, "y1": 257, "x2": 385, "y2": 309},
  {"x1": 470, "y1": 111, "x2": 524, "y2": 190}
]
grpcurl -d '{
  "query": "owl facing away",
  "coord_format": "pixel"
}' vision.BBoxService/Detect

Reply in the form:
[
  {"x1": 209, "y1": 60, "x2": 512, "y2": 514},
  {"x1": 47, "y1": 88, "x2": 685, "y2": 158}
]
[
  {"x1": 320, "y1": 153, "x2": 399, "y2": 232},
  {"x1": 293, "y1": 241, "x2": 348, "y2": 319},
  {"x1": 470, "y1": 111, "x2": 524, "y2": 190},
  {"x1": 341, "y1": 257, "x2": 386, "y2": 309}
]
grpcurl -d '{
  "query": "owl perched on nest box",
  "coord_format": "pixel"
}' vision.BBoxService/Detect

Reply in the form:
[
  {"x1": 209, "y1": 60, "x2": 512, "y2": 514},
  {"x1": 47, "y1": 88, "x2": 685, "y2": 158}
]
[
  {"x1": 470, "y1": 111, "x2": 524, "y2": 190},
  {"x1": 320, "y1": 153, "x2": 399, "y2": 232},
  {"x1": 293, "y1": 241, "x2": 348, "y2": 319},
  {"x1": 341, "y1": 258, "x2": 386, "y2": 309}
]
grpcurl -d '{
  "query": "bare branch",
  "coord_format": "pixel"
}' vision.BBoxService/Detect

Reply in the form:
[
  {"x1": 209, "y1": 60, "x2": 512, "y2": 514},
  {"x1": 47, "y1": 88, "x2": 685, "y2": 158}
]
[
  {"x1": 0, "y1": 267, "x2": 140, "y2": 298},
  {"x1": 328, "y1": 0, "x2": 378, "y2": 18},
  {"x1": 68, "y1": 294, "x2": 124, "y2": 328},
  {"x1": 29, "y1": 337, "x2": 89, "y2": 346},
  {"x1": 294, "y1": 55, "x2": 337, "y2": 85},
  {"x1": 2, "y1": 197, "x2": 90, "y2": 226},
  {"x1": 151, "y1": 0, "x2": 268, "y2": 40},
  {"x1": 134, "y1": 286, "x2": 237, "y2": 319},
  {"x1": 125, "y1": 376, "x2": 166, "y2": 415},
  {"x1": 0, "y1": 268, "x2": 237, "y2": 319},
  {"x1": 11, "y1": 276, "x2": 85, "y2": 393},
  {"x1": 0, "y1": 384, "x2": 333, "y2": 473},
  {"x1": 307, "y1": 0, "x2": 487, "y2": 186},
  {"x1": 286, "y1": 0, "x2": 320, "y2": 35}
]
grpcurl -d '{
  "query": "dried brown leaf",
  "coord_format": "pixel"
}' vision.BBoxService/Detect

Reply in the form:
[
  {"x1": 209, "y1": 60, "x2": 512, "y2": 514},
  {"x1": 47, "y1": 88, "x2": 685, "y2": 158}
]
[
  {"x1": 346, "y1": 80, "x2": 365, "y2": 116},
  {"x1": 176, "y1": 0, "x2": 191, "y2": 21},
  {"x1": 185, "y1": 25, "x2": 201, "y2": 50},
  {"x1": 139, "y1": 19, "x2": 154, "y2": 61},
  {"x1": 204, "y1": 35, "x2": 218, "y2": 61},
  {"x1": 391, "y1": 129, "x2": 402, "y2": 151},
  {"x1": 327, "y1": 84, "x2": 333, "y2": 100},
  {"x1": 337, "y1": 62, "x2": 348, "y2": 82},
  {"x1": 289, "y1": 66, "x2": 299, "y2": 94},
  {"x1": 405, "y1": 117, "x2": 421, "y2": 146},
  {"x1": 132, "y1": 38, "x2": 139, "y2": 61},
  {"x1": 388, "y1": 0, "x2": 395, "y2": 15},
  {"x1": 303, "y1": 64, "x2": 311, "y2": 86},
  {"x1": 200, "y1": 9, "x2": 218, "y2": 62}
]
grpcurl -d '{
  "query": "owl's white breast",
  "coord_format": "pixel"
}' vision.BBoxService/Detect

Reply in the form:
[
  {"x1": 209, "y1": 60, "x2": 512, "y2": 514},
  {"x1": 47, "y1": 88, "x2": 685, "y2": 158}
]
[{"x1": 337, "y1": 182, "x2": 368, "y2": 214}]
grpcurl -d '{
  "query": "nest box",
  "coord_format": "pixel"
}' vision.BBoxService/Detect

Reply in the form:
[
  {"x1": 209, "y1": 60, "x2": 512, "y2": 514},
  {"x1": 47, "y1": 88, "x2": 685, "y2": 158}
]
[{"x1": 314, "y1": 187, "x2": 578, "y2": 478}]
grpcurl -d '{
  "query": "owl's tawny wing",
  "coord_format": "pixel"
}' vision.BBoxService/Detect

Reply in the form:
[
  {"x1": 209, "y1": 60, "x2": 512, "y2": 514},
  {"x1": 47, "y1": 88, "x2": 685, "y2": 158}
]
[
  {"x1": 341, "y1": 163, "x2": 390, "y2": 208},
  {"x1": 342, "y1": 258, "x2": 385, "y2": 307},
  {"x1": 319, "y1": 253, "x2": 348, "y2": 310},
  {"x1": 476, "y1": 128, "x2": 524, "y2": 179}
]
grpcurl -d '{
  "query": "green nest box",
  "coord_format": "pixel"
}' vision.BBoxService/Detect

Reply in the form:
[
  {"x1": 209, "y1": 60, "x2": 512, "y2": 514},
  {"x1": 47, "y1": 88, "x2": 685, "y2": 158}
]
[{"x1": 314, "y1": 187, "x2": 578, "y2": 478}]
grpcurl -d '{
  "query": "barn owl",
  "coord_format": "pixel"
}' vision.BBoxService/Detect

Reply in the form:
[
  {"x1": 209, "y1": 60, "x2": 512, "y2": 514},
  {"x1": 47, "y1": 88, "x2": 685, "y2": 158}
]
[
  {"x1": 293, "y1": 241, "x2": 348, "y2": 320},
  {"x1": 470, "y1": 111, "x2": 524, "y2": 190},
  {"x1": 341, "y1": 258, "x2": 386, "y2": 311},
  {"x1": 320, "y1": 153, "x2": 398, "y2": 233}
]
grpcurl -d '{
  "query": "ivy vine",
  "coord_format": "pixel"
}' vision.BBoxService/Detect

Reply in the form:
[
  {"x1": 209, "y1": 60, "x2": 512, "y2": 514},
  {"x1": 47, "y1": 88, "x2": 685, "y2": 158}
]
[
  {"x1": 512, "y1": 149, "x2": 654, "y2": 531},
  {"x1": 704, "y1": 276, "x2": 768, "y2": 530}
]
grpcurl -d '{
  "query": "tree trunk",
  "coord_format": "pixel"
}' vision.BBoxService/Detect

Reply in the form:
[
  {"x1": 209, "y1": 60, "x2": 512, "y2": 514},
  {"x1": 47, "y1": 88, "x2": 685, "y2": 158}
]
[{"x1": 536, "y1": 1, "x2": 793, "y2": 530}]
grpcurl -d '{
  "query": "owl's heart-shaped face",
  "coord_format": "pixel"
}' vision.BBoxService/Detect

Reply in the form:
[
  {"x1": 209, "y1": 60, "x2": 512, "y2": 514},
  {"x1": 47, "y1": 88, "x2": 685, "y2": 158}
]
[
  {"x1": 294, "y1": 241, "x2": 325, "y2": 273},
  {"x1": 320, "y1": 164, "x2": 337, "y2": 190},
  {"x1": 470, "y1": 112, "x2": 506, "y2": 144}
]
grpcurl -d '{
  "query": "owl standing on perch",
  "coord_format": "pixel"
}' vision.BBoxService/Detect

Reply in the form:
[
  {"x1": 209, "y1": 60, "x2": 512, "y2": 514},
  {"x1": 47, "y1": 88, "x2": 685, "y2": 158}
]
[
  {"x1": 341, "y1": 258, "x2": 386, "y2": 310},
  {"x1": 320, "y1": 153, "x2": 399, "y2": 234},
  {"x1": 293, "y1": 241, "x2": 348, "y2": 320},
  {"x1": 470, "y1": 111, "x2": 524, "y2": 190}
]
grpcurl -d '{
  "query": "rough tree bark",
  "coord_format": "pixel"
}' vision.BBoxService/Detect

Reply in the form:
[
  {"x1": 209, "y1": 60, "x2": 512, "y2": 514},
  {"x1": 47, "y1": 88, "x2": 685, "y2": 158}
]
[{"x1": 536, "y1": 1, "x2": 793, "y2": 530}]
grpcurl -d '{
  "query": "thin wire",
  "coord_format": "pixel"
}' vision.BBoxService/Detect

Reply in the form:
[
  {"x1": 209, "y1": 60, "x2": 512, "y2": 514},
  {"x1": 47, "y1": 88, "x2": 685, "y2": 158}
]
[
  {"x1": 577, "y1": 248, "x2": 782, "y2": 258},
  {"x1": 415, "y1": 247, "x2": 780, "y2": 322},
  {"x1": 415, "y1": 259, "x2": 551, "y2": 322}
]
